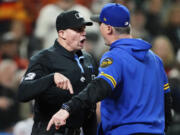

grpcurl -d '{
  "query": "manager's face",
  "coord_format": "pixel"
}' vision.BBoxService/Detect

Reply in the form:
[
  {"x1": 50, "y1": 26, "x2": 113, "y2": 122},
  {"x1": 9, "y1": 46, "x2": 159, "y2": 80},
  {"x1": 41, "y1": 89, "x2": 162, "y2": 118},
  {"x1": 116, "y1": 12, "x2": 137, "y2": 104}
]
[{"x1": 99, "y1": 22, "x2": 111, "y2": 46}]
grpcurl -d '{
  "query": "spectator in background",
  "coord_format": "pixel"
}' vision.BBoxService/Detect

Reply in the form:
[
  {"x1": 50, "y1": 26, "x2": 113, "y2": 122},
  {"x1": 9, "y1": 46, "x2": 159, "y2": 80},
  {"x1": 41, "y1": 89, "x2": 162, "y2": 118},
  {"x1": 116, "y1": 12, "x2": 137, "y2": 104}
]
[
  {"x1": 0, "y1": 60, "x2": 20, "y2": 134},
  {"x1": 0, "y1": 0, "x2": 43, "y2": 59},
  {"x1": 130, "y1": 9, "x2": 150, "y2": 41},
  {"x1": 0, "y1": 0, "x2": 30, "y2": 35},
  {"x1": 145, "y1": 0, "x2": 164, "y2": 37},
  {"x1": 21, "y1": 0, "x2": 57, "y2": 22},
  {"x1": 152, "y1": 36, "x2": 176, "y2": 75},
  {"x1": 164, "y1": 4, "x2": 180, "y2": 54},
  {"x1": 10, "y1": 19, "x2": 42, "y2": 59},
  {"x1": 20, "y1": 0, "x2": 58, "y2": 35},
  {"x1": 0, "y1": 32, "x2": 28, "y2": 70},
  {"x1": 0, "y1": 0, "x2": 57, "y2": 36},
  {"x1": 10, "y1": 20, "x2": 29, "y2": 59},
  {"x1": 0, "y1": 60, "x2": 18, "y2": 91}
]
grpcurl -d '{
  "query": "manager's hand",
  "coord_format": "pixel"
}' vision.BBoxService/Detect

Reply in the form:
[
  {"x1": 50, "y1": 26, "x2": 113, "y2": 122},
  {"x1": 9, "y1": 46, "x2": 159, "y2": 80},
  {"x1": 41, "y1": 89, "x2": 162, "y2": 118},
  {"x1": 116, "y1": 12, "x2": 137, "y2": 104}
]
[
  {"x1": 46, "y1": 109, "x2": 70, "y2": 131},
  {"x1": 54, "y1": 72, "x2": 74, "y2": 94}
]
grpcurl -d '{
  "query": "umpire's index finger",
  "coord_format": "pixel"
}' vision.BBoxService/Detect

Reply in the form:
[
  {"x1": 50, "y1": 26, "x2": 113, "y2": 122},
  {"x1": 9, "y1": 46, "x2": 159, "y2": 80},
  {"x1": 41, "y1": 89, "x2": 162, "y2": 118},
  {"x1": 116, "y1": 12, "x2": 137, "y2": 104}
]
[
  {"x1": 68, "y1": 81, "x2": 74, "y2": 94},
  {"x1": 46, "y1": 118, "x2": 54, "y2": 131}
]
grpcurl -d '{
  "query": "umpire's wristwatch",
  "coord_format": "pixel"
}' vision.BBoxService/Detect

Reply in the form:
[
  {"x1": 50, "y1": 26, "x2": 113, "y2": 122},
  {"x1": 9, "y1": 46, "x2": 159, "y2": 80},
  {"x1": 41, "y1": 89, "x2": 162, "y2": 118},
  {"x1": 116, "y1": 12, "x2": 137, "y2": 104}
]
[{"x1": 61, "y1": 103, "x2": 71, "y2": 114}]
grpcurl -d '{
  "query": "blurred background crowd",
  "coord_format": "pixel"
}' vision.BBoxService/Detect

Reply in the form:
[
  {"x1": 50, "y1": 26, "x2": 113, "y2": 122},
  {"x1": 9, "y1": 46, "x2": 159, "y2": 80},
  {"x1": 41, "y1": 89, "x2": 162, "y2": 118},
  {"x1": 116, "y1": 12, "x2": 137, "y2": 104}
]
[{"x1": 0, "y1": 0, "x2": 179, "y2": 135}]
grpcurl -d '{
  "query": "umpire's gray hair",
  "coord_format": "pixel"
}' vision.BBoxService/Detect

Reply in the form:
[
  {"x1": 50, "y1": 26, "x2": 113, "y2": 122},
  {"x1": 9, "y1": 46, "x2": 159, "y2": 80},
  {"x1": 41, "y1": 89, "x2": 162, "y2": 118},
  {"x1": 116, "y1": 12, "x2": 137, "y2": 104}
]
[{"x1": 113, "y1": 25, "x2": 131, "y2": 34}]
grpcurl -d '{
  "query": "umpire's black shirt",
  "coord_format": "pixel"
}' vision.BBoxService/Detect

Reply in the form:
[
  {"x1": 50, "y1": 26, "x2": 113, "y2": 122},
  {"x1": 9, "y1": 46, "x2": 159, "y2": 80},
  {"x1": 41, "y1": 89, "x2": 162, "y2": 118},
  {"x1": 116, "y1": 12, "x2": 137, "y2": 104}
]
[{"x1": 18, "y1": 40, "x2": 97, "y2": 129}]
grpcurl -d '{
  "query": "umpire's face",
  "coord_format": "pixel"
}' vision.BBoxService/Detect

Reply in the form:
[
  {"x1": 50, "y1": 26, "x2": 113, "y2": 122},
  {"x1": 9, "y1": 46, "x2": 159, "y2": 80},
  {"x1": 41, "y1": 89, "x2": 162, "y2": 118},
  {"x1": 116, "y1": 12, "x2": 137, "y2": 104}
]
[{"x1": 59, "y1": 26, "x2": 86, "y2": 52}]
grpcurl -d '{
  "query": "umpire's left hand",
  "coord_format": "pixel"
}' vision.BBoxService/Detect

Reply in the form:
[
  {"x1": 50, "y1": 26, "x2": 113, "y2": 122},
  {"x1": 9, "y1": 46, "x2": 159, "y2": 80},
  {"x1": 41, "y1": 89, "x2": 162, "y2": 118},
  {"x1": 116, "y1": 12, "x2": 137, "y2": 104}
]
[{"x1": 54, "y1": 72, "x2": 74, "y2": 94}]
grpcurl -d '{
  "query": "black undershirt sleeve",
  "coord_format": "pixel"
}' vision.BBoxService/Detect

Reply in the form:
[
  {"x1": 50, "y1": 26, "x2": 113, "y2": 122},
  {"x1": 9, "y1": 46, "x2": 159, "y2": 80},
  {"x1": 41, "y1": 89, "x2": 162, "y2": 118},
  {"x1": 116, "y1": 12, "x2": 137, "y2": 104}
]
[
  {"x1": 63, "y1": 78, "x2": 112, "y2": 114},
  {"x1": 164, "y1": 92, "x2": 173, "y2": 132}
]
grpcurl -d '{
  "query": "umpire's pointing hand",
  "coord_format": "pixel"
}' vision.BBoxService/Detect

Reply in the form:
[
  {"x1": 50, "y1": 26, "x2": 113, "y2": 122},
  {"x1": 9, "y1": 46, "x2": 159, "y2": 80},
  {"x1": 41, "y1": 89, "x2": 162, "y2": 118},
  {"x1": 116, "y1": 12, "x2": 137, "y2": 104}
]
[
  {"x1": 46, "y1": 109, "x2": 70, "y2": 131},
  {"x1": 54, "y1": 73, "x2": 74, "y2": 94}
]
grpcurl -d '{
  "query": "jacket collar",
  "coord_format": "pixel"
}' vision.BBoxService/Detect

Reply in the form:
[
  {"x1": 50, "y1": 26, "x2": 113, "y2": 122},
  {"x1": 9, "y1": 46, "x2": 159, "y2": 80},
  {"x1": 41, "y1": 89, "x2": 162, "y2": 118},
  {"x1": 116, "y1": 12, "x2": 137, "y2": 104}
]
[{"x1": 53, "y1": 40, "x2": 84, "y2": 60}]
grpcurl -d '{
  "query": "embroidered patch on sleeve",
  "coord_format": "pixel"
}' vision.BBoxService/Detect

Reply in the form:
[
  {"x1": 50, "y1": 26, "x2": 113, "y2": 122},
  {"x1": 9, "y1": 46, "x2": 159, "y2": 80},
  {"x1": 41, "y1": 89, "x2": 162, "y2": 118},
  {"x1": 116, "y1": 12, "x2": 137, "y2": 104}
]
[
  {"x1": 164, "y1": 83, "x2": 170, "y2": 90},
  {"x1": 100, "y1": 58, "x2": 113, "y2": 68},
  {"x1": 24, "y1": 72, "x2": 36, "y2": 80}
]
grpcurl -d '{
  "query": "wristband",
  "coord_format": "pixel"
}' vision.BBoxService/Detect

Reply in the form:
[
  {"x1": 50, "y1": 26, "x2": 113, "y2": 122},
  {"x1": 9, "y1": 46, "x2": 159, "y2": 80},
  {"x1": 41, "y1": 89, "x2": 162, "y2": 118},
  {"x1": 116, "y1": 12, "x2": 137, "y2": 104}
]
[{"x1": 61, "y1": 103, "x2": 71, "y2": 114}]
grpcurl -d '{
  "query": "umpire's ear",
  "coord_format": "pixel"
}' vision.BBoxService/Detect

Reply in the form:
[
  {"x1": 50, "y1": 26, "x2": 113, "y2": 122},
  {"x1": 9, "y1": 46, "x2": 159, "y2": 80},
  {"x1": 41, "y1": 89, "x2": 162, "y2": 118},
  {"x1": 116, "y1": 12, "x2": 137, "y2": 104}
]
[{"x1": 58, "y1": 30, "x2": 66, "y2": 40}]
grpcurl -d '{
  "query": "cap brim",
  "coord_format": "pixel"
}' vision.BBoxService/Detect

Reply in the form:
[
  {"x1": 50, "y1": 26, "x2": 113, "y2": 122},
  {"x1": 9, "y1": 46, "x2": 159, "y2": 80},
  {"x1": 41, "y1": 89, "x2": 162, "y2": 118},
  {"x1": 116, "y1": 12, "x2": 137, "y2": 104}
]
[
  {"x1": 84, "y1": 21, "x2": 93, "y2": 26},
  {"x1": 69, "y1": 21, "x2": 93, "y2": 30},
  {"x1": 90, "y1": 15, "x2": 100, "y2": 22}
]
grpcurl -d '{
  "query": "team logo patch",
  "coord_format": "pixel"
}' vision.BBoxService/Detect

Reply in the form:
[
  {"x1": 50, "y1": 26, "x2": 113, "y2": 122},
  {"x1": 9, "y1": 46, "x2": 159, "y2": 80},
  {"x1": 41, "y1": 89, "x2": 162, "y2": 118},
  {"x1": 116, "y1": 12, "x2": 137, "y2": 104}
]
[
  {"x1": 24, "y1": 72, "x2": 36, "y2": 80},
  {"x1": 80, "y1": 76, "x2": 86, "y2": 82},
  {"x1": 100, "y1": 58, "x2": 113, "y2": 68},
  {"x1": 75, "y1": 13, "x2": 83, "y2": 19}
]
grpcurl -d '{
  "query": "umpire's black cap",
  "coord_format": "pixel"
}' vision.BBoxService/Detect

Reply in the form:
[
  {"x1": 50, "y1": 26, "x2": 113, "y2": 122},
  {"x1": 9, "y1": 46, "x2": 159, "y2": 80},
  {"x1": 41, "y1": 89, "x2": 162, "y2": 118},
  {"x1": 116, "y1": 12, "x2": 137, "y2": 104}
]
[{"x1": 56, "y1": 10, "x2": 93, "y2": 31}]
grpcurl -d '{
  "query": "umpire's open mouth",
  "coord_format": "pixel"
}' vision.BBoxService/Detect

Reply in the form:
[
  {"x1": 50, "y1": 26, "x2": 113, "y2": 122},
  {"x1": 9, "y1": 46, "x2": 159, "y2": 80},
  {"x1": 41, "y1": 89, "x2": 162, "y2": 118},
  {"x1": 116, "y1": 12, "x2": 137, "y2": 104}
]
[{"x1": 80, "y1": 38, "x2": 86, "y2": 44}]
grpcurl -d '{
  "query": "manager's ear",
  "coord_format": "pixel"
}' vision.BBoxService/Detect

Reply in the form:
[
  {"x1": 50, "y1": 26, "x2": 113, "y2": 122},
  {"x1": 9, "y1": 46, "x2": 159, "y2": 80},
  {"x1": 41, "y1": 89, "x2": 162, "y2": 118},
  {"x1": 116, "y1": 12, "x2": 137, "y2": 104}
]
[{"x1": 106, "y1": 25, "x2": 113, "y2": 35}]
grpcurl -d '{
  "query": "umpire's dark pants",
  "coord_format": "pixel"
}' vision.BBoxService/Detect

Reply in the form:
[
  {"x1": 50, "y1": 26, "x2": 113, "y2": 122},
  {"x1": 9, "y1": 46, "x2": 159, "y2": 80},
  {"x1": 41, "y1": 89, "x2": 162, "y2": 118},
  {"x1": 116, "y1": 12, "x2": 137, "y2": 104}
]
[{"x1": 31, "y1": 121, "x2": 80, "y2": 135}]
